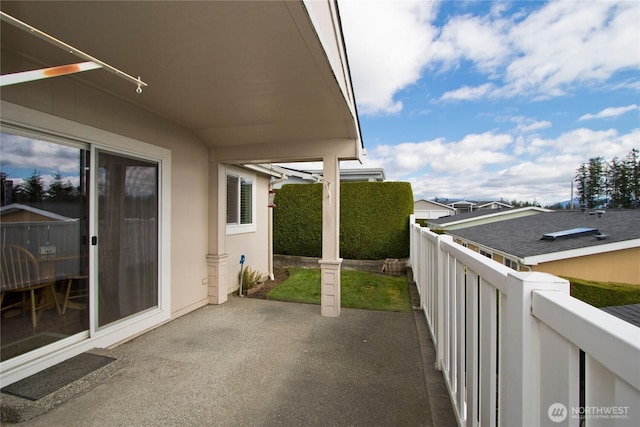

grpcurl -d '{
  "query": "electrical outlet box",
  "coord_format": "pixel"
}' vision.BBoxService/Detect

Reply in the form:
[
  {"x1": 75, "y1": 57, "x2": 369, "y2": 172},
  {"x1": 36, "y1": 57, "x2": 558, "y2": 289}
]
[{"x1": 39, "y1": 245, "x2": 57, "y2": 255}]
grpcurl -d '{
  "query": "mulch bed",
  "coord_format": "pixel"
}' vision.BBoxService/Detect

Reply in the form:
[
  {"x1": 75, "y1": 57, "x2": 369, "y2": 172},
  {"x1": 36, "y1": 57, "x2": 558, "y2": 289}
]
[{"x1": 246, "y1": 268, "x2": 290, "y2": 299}]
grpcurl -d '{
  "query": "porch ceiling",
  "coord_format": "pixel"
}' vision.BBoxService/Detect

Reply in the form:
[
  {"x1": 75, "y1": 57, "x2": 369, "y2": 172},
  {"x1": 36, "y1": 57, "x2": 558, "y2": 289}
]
[{"x1": 0, "y1": 1, "x2": 360, "y2": 156}]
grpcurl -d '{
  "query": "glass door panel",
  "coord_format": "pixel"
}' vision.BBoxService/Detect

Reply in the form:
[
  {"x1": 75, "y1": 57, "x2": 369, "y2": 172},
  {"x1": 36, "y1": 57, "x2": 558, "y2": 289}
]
[
  {"x1": 96, "y1": 151, "x2": 158, "y2": 328},
  {"x1": 0, "y1": 132, "x2": 89, "y2": 361}
]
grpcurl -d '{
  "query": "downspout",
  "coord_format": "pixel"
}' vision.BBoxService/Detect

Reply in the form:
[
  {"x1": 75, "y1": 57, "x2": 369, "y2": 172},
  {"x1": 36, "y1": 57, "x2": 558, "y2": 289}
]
[{"x1": 268, "y1": 174, "x2": 288, "y2": 280}]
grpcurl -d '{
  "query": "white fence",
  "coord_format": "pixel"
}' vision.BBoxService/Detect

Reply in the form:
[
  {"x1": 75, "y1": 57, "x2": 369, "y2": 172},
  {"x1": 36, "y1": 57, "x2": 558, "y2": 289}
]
[
  {"x1": 1, "y1": 221, "x2": 84, "y2": 276},
  {"x1": 409, "y1": 218, "x2": 640, "y2": 427}
]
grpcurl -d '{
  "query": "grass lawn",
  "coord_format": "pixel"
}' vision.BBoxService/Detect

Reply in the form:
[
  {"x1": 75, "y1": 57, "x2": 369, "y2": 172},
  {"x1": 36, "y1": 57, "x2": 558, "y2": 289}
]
[
  {"x1": 567, "y1": 277, "x2": 640, "y2": 308},
  {"x1": 266, "y1": 268, "x2": 411, "y2": 312}
]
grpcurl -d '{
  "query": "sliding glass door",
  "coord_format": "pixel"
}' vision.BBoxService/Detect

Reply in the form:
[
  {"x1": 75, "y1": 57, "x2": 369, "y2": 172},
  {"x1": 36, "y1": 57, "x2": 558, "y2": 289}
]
[
  {"x1": 96, "y1": 151, "x2": 159, "y2": 327},
  {"x1": 0, "y1": 132, "x2": 89, "y2": 360}
]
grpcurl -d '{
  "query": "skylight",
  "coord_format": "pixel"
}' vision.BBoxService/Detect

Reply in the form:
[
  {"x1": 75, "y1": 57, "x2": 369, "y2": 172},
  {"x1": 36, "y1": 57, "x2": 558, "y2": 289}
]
[{"x1": 541, "y1": 227, "x2": 599, "y2": 241}]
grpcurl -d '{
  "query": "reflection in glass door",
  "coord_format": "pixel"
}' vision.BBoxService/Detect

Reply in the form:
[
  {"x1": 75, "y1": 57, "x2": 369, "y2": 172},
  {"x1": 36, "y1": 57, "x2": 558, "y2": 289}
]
[
  {"x1": 96, "y1": 151, "x2": 158, "y2": 328},
  {"x1": 0, "y1": 132, "x2": 89, "y2": 361}
]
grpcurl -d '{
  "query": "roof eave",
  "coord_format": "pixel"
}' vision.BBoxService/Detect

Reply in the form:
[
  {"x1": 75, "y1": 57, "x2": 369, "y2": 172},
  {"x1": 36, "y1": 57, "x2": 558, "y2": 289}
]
[{"x1": 522, "y1": 238, "x2": 640, "y2": 266}]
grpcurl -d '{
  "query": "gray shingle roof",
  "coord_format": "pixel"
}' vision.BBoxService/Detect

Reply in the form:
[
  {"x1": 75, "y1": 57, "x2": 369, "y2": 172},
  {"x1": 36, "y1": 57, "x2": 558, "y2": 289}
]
[
  {"x1": 601, "y1": 304, "x2": 640, "y2": 328},
  {"x1": 446, "y1": 210, "x2": 640, "y2": 259},
  {"x1": 429, "y1": 208, "x2": 516, "y2": 225}
]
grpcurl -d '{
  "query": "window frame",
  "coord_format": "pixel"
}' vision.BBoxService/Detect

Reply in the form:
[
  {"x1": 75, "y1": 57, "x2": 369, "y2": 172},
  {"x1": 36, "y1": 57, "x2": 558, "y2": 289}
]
[
  {"x1": 226, "y1": 166, "x2": 256, "y2": 235},
  {"x1": 480, "y1": 249, "x2": 493, "y2": 259}
]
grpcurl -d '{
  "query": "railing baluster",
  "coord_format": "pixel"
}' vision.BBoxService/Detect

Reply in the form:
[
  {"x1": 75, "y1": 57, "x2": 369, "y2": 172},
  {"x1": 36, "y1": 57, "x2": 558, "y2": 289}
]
[
  {"x1": 466, "y1": 270, "x2": 480, "y2": 426},
  {"x1": 479, "y1": 279, "x2": 498, "y2": 427},
  {"x1": 456, "y1": 259, "x2": 466, "y2": 423},
  {"x1": 539, "y1": 322, "x2": 580, "y2": 426}
]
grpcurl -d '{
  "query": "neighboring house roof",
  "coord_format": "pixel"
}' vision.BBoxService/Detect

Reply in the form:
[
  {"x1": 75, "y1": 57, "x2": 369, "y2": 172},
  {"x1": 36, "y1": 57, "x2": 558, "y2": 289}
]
[
  {"x1": 305, "y1": 168, "x2": 385, "y2": 182},
  {"x1": 428, "y1": 206, "x2": 551, "y2": 229},
  {"x1": 448, "y1": 200, "x2": 476, "y2": 207},
  {"x1": 271, "y1": 166, "x2": 385, "y2": 187},
  {"x1": 447, "y1": 210, "x2": 640, "y2": 265},
  {"x1": 414, "y1": 199, "x2": 454, "y2": 210},
  {"x1": 414, "y1": 199, "x2": 457, "y2": 220},
  {"x1": 600, "y1": 304, "x2": 640, "y2": 328},
  {"x1": 0, "y1": 203, "x2": 77, "y2": 221},
  {"x1": 243, "y1": 164, "x2": 287, "y2": 178},
  {"x1": 344, "y1": 168, "x2": 386, "y2": 182},
  {"x1": 477, "y1": 201, "x2": 513, "y2": 209}
]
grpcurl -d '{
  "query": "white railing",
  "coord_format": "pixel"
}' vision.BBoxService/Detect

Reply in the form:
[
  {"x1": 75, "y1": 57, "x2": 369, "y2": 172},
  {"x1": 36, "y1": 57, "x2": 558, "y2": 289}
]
[{"x1": 409, "y1": 217, "x2": 640, "y2": 427}]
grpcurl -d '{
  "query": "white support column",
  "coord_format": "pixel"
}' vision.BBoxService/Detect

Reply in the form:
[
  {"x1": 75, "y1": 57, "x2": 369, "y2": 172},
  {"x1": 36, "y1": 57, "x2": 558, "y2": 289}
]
[
  {"x1": 320, "y1": 155, "x2": 341, "y2": 317},
  {"x1": 501, "y1": 271, "x2": 570, "y2": 427},
  {"x1": 207, "y1": 254, "x2": 228, "y2": 304},
  {"x1": 207, "y1": 159, "x2": 228, "y2": 304}
]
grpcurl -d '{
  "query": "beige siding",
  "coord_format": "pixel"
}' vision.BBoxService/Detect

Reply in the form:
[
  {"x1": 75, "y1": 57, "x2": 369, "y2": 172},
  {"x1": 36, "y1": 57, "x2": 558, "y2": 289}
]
[
  {"x1": 532, "y1": 247, "x2": 640, "y2": 285},
  {"x1": 1, "y1": 51, "x2": 211, "y2": 317},
  {"x1": 226, "y1": 173, "x2": 271, "y2": 292}
]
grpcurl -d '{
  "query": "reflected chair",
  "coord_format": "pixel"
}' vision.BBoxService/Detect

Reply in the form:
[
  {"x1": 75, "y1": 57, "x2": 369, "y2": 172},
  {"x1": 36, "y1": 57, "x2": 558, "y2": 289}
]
[
  {"x1": 62, "y1": 275, "x2": 88, "y2": 314},
  {"x1": 0, "y1": 244, "x2": 61, "y2": 327}
]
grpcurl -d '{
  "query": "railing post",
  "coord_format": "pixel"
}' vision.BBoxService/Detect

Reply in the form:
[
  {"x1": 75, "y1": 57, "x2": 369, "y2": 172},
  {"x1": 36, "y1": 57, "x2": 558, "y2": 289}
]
[
  {"x1": 501, "y1": 271, "x2": 569, "y2": 427},
  {"x1": 435, "y1": 234, "x2": 452, "y2": 371},
  {"x1": 408, "y1": 214, "x2": 415, "y2": 269}
]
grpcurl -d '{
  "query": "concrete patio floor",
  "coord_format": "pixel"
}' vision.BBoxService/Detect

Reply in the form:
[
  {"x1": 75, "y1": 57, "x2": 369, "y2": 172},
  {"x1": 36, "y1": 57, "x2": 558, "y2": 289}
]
[{"x1": 4, "y1": 296, "x2": 456, "y2": 426}]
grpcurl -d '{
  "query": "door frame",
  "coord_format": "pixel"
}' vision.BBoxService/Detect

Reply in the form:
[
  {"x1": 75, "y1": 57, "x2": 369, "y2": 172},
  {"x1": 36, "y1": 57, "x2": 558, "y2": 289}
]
[{"x1": 0, "y1": 101, "x2": 172, "y2": 386}]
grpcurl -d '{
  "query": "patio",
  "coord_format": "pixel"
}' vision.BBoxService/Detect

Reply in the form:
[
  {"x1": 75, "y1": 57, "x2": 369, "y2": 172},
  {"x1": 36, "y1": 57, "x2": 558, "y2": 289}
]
[{"x1": 2, "y1": 295, "x2": 456, "y2": 426}]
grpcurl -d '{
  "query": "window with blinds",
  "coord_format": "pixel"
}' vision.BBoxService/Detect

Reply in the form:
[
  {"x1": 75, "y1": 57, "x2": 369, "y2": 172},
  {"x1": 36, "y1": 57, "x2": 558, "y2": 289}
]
[
  {"x1": 226, "y1": 167, "x2": 256, "y2": 234},
  {"x1": 240, "y1": 177, "x2": 252, "y2": 224}
]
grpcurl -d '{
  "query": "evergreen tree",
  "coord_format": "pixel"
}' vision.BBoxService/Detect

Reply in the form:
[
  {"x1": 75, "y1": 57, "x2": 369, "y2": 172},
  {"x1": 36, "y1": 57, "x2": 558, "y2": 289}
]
[
  {"x1": 0, "y1": 171, "x2": 15, "y2": 206},
  {"x1": 607, "y1": 157, "x2": 631, "y2": 208},
  {"x1": 575, "y1": 163, "x2": 589, "y2": 207},
  {"x1": 16, "y1": 169, "x2": 46, "y2": 203},
  {"x1": 587, "y1": 157, "x2": 605, "y2": 208},
  {"x1": 575, "y1": 149, "x2": 639, "y2": 209},
  {"x1": 627, "y1": 148, "x2": 639, "y2": 208},
  {"x1": 47, "y1": 172, "x2": 77, "y2": 201}
]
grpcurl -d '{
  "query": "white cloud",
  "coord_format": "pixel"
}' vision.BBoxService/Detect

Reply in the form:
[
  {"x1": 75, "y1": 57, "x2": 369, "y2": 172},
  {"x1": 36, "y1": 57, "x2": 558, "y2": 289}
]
[
  {"x1": 279, "y1": 127, "x2": 637, "y2": 206},
  {"x1": 339, "y1": 0, "x2": 438, "y2": 114},
  {"x1": 371, "y1": 127, "x2": 638, "y2": 205},
  {"x1": 510, "y1": 116, "x2": 552, "y2": 133},
  {"x1": 440, "y1": 83, "x2": 494, "y2": 101},
  {"x1": 503, "y1": 1, "x2": 640, "y2": 98},
  {"x1": 365, "y1": 131, "x2": 513, "y2": 178},
  {"x1": 578, "y1": 104, "x2": 640, "y2": 121},
  {"x1": 429, "y1": 13, "x2": 510, "y2": 74},
  {"x1": 430, "y1": 1, "x2": 640, "y2": 101},
  {"x1": 341, "y1": 1, "x2": 639, "y2": 110},
  {"x1": 0, "y1": 133, "x2": 80, "y2": 175}
]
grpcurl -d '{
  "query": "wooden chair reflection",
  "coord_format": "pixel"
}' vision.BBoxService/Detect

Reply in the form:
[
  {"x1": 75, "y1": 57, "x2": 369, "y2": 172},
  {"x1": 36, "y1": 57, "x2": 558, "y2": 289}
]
[
  {"x1": 0, "y1": 244, "x2": 61, "y2": 327},
  {"x1": 62, "y1": 275, "x2": 88, "y2": 314}
]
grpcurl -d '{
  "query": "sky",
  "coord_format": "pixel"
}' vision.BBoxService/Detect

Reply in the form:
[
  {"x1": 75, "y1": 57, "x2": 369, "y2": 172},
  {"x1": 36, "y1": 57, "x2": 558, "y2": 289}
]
[
  {"x1": 1, "y1": 1, "x2": 638, "y2": 207},
  {"x1": 331, "y1": 0, "x2": 639, "y2": 206}
]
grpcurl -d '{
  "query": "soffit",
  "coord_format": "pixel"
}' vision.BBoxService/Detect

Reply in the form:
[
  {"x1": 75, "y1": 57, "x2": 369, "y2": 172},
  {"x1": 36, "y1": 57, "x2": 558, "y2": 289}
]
[{"x1": 0, "y1": 1, "x2": 357, "y2": 148}]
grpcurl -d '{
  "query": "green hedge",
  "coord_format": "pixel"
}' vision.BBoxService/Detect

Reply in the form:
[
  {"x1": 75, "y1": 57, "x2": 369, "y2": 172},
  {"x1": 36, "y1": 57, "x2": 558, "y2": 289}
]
[
  {"x1": 273, "y1": 181, "x2": 413, "y2": 260},
  {"x1": 567, "y1": 277, "x2": 640, "y2": 307},
  {"x1": 273, "y1": 183, "x2": 323, "y2": 257}
]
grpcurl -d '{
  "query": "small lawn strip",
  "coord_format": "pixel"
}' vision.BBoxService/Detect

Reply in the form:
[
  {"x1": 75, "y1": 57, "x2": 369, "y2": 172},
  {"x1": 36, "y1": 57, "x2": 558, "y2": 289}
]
[
  {"x1": 567, "y1": 277, "x2": 640, "y2": 308},
  {"x1": 266, "y1": 268, "x2": 411, "y2": 312}
]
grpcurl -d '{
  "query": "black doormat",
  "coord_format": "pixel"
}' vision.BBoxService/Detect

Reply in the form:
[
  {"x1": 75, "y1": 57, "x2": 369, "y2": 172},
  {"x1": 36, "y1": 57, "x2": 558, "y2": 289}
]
[{"x1": 1, "y1": 353, "x2": 116, "y2": 401}]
